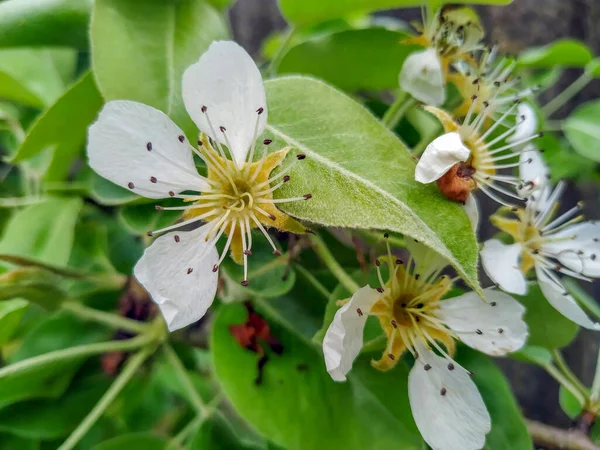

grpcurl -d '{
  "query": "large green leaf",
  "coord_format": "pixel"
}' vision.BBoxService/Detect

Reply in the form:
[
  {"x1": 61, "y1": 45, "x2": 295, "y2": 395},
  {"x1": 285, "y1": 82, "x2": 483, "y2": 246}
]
[
  {"x1": 0, "y1": 299, "x2": 29, "y2": 346},
  {"x1": 0, "y1": 48, "x2": 75, "y2": 108},
  {"x1": 91, "y1": 0, "x2": 229, "y2": 138},
  {"x1": 94, "y1": 434, "x2": 169, "y2": 450},
  {"x1": 563, "y1": 100, "x2": 600, "y2": 163},
  {"x1": 516, "y1": 284, "x2": 578, "y2": 349},
  {"x1": 211, "y1": 303, "x2": 423, "y2": 450},
  {"x1": 518, "y1": 39, "x2": 593, "y2": 68},
  {"x1": 277, "y1": 28, "x2": 417, "y2": 91},
  {"x1": 0, "y1": 0, "x2": 91, "y2": 49},
  {"x1": 10, "y1": 72, "x2": 104, "y2": 181},
  {"x1": 0, "y1": 197, "x2": 83, "y2": 270},
  {"x1": 278, "y1": 0, "x2": 511, "y2": 26},
  {"x1": 266, "y1": 76, "x2": 480, "y2": 295},
  {"x1": 456, "y1": 348, "x2": 533, "y2": 450}
]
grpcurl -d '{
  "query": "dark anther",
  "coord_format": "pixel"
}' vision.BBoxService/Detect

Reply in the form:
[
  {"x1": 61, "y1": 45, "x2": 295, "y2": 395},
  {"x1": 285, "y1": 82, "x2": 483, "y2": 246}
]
[
  {"x1": 197, "y1": 140, "x2": 203, "y2": 146},
  {"x1": 273, "y1": 249, "x2": 282, "y2": 256},
  {"x1": 263, "y1": 139, "x2": 272, "y2": 145},
  {"x1": 243, "y1": 249, "x2": 252, "y2": 255},
  {"x1": 384, "y1": 232, "x2": 389, "y2": 239},
  {"x1": 415, "y1": 274, "x2": 421, "y2": 280},
  {"x1": 150, "y1": 176, "x2": 157, "y2": 183},
  {"x1": 283, "y1": 175, "x2": 291, "y2": 182},
  {"x1": 401, "y1": 303, "x2": 407, "y2": 308},
  {"x1": 416, "y1": 317, "x2": 420, "y2": 322},
  {"x1": 396, "y1": 259, "x2": 403, "y2": 265},
  {"x1": 592, "y1": 254, "x2": 597, "y2": 261},
  {"x1": 174, "y1": 235, "x2": 180, "y2": 243},
  {"x1": 269, "y1": 214, "x2": 276, "y2": 221},
  {"x1": 490, "y1": 301, "x2": 497, "y2": 307},
  {"x1": 356, "y1": 308, "x2": 363, "y2": 317},
  {"x1": 417, "y1": 303, "x2": 424, "y2": 309},
  {"x1": 169, "y1": 191, "x2": 175, "y2": 197},
  {"x1": 483, "y1": 101, "x2": 490, "y2": 108},
  {"x1": 388, "y1": 353, "x2": 395, "y2": 360},
  {"x1": 219, "y1": 126, "x2": 226, "y2": 133},
  {"x1": 128, "y1": 182, "x2": 135, "y2": 189},
  {"x1": 538, "y1": 131, "x2": 544, "y2": 137},
  {"x1": 256, "y1": 107, "x2": 264, "y2": 115},
  {"x1": 146, "y1": 142, "x2": 152, "y2": 151},
  {"x1": 377, "y1": 287, "x2": 384, "y2": 293},
  {"x1": 178, "y1": 135, "x2": 185, "y2": 143},
  {"x1": 472, "y1": 78, "x2": 479, "y2": 85},
  {"x1": 440, "y1": 388, "x2": 447, "y2": 396},
  {"x1": 476, "y1": 329, "x2": 483, "y2": 335},
  {"x1": 304, "y1": 194, "x2": 312, "y2": 200},
  {"x1": 297, "y1": 154, "x2": 306, "y2": 160},
  {"x1": 155, "y1": 205, "x2": 164, "y2": 210},
  {"x1": 424, "y1": 364, "x2": 432, "y2": 371},
  {"x1": 448, "y1": 363, "x2": 455, "y2": 371},
  {"x1": 187, "y1": 267, "x2": 193, "y2": 274},
  {"x1": 391, "y1": 320, "x2": 397, "y2": 329},
  {"x1": 494, "y1": 81, "x2": 501, "y2": 87},
  {"x1": 212, "y1": 264, "x2": 218, "y2": 273},
  {"x1": 471, "y1": 94, "x2": 478, "y2": 100},
  {"x1": 241, "y1": 280, "x2": 249, "y2": 287},
  {"x1": 498, "y1": 328, "x2": 504, "y2": 334},
  {"x1": 147, "y1": 231, "x2": 153, "y2": 237},
  {"x1": 527, "y1": 158, "x2": 533, "y2": 163},
  {"x1": 201, "y1": 105, "x2": 207, "y2": 113},
  {"x1": 375, "y1": 259, "x2": 381, "y2": 267}
]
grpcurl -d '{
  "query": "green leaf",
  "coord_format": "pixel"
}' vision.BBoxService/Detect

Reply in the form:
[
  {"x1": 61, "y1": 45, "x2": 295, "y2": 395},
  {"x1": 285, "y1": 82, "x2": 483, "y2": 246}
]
[
  {"x1": 118, "y1": 202, "x2": 182, "y2": 236},
  {"x1": 0, "y1": 311, "x2": 110, "y2": 409},
  {"x1": 0, "y1": 0, "x2": 91, "y2": 49},
  {"x1": 91, "y1": 0, "x2": 229, "y2": 138},
  {"x1": 516, "y1": 284, "x2": 578, "y2": 350},
  {"x1": 563, "y1": 100, "x2": 600, "y2": 163},
  {"x1": 10, "y1": 72, "x2": 104, "y2": 182},
  {"x1": 559, "y1": 385, "x2": 583, "y2": 420},
  {"x1": 0, "y1": 267, "x2": 68, "y2": 309},
  {"x1": 518, "y1": 39, "x2": 593, "y2": 68},
  {"x1": 585, "y1": 58, "x2": 600, "y2": 78},
  {"x1": 456, "y1": 347, "x2": 533, "y2": 450},
  {"x1": 189, "y1": 412, "x2": 258, "y2": 450},
  {"x1": 94, "y1": 434, "x2": 169, "y2": 450},
  {"x1": 266, "y1": 76, "x2": 481, "y2": 295},
  {"x1": 0, "y1": 378, "x2": 109, "y2": 439},
  {"x1": 277, "y1": 28, "x2": 417, "y2": 91},
  {"x1": 0, "y1": 48, "x2": 76, "y2": 108},
  {"x1": 90, "y1": 173, "x2": 142, "y2": 206},
  {"x1": 0, "y1": 299, "x2": 29, "y2": 346},
  {"x1": 278, "y1": 0, "x2": 511, "y2": 26},
  {"x1": 211, "y1": 303, "x2": 423, "y2": 450},
  {"x1": 540, "y1": 133, "x2": 598, "y2": 182},
  {"x1": 0, "y1": 197, "x2": 83, "y2": 270},
  {"x1": 511, "y1": 345, "x2": 553, "y2": 366}
]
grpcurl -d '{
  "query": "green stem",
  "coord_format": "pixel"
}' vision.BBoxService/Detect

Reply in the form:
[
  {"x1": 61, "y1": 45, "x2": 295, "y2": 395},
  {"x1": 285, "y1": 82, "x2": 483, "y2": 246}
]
[
  {"x1": 309, "y1": 234, "x2": 360, "y2": 293},
  {"x1": 361, "y1": 334, "x2": 387, "y2": 354},
  {"x1": 590, "y1": 346, "x2": 600, "y2": 404},
  {"x1": 545, "y1": 364, "x2": 588, "y2": 407},
  {"x1": 552, "y1": 350, "x2": 590, "y2": 397},
  {"x1": 541, "y1": 72, "x2": 591, "y2": 117},
  {"x1": 62, "y1": 302, "x2": 149, "y2": 334},
  {"x1": 564, "y1": 278, "x2": 600, "y2": 322},
  {"x1": 163, "y1": 344, "x2": 209, "y2": 417},
  {"x1": 381, "y1": 93, "x2": 416, "y2": 129},
  {"x1": 412, "y1": 122, "x2": 442, "y2": 156},
  {"x1": 267, "y1": 27, "x2": 295, "y2": 77},
  {"x1": 0, "y1": 334, "x2": 153, "y2": 380},
  {"x1": 295, "y1": 264, "x2": 332, "y2": 300},
  {"x1": 58, "y1": 345, "x2": 155, "y2": 450},
  {"x1": 168, "y1": 414, "x2": 206, "y2": 449}
]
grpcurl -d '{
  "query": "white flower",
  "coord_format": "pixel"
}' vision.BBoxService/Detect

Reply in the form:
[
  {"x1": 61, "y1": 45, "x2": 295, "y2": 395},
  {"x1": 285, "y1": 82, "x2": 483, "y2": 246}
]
[
  {"x1": 481, "y1": 149, "x2": 600, "y2": 330},
  {"x1": 87, "y1": 41, "x2": 309, "y2": 331},
  {"x1": 415, "y1": 102, "x2": 542, "y2": 206},
  {"x1": 323, "y1": 240, "x2": 527, "y2": 450},
  {"x1": 399, "y1": 48, "x2": 446, "y2": 106}
]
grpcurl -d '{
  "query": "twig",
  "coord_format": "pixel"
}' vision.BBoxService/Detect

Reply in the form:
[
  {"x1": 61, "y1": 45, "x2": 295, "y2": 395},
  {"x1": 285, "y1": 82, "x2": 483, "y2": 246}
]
[{"x1": 526, "y1": 419, "x2": 600, "y2": 450}]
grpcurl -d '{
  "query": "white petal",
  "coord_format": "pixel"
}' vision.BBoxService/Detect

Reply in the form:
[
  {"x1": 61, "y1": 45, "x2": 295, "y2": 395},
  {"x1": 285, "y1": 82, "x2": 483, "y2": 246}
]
[
  {"x1": 87, "y1": 101, "x2": 209, "y2": 199},
  {"x1": 518, "y1": 146, "x2": 550, "y2": 203},
  {"x1": 439, "y1": 289, "x2": 528, "y2": 356},
  {"x1": 322, "y1": 286, "x2": 381, "y2": 382},
  {"x1": 536, "y1": 265, "x2": 600, "y2": 330},
  {"x1": 415, "y1": 132, "x2": 471, "y2": 184},
  {"x1": 182, "y1": 41, "x2": 266, "y2": 167},
  {"x1": 480, "y1": 239, "x2": 527, "y2": 295},
  {"x1": 542, "y1": 221, "x2": 600, "y2": 277},
  {"x1": 409, "y1": 342, "x2": 491, "y2": 450},
  {"x1": 399, "y1": 48, "x2": 446, "y2": 106},
  {"x1": 463, "y1": 194, "x2": 479, "y2": 233},
  {"x1": 508, "y1": 103, "x2": 537, "y2": 144},
  {"x1": 405, "y1": 239, "x2": 448, "y2": 281},
  {"x1": 134, "y1": 224, "x2": 219, "y2": 332}
]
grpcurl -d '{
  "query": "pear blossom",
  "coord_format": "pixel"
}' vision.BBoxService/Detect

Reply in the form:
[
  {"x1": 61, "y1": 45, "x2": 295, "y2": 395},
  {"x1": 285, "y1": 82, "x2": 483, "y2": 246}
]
[
  {"x1": 415, "y1": 99, "x2": 541, "y2": 206},
  {"x1": 399, "y1": 6, "x2": 484, "y2": 105},
  {"x1": 481, "y1": 149, "x2": 600, "y2": 330},
  {"x1": 323, "y1": 238, "x2": 528, "y2": 450},
  {"x1": 87, "y1": 41, "x2": 309, "y2": 331}
]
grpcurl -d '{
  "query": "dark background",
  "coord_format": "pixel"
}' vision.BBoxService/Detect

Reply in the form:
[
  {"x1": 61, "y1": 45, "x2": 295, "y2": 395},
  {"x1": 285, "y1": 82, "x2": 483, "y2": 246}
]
[{"x1": 228, "y1": 0, "x2": 600, "y2": 428}]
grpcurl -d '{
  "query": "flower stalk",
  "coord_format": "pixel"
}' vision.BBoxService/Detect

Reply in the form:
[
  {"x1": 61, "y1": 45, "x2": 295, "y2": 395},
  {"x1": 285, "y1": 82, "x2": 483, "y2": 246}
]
[
  {"x1": 381, "y1": 93, "x2": 417, "y2": 130},
  {"x1": 542, "y1": 72, "x2": 591, "y2": 117},
  {"x1": 309, "y1": 233, "x2": 360, "y2": 293}
]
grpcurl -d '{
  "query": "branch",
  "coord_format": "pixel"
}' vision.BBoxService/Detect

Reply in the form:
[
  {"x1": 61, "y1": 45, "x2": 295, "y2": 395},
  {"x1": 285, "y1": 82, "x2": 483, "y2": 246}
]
[{"x1": 526, "y1": 419, "x2": 600, "y2": 450}]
